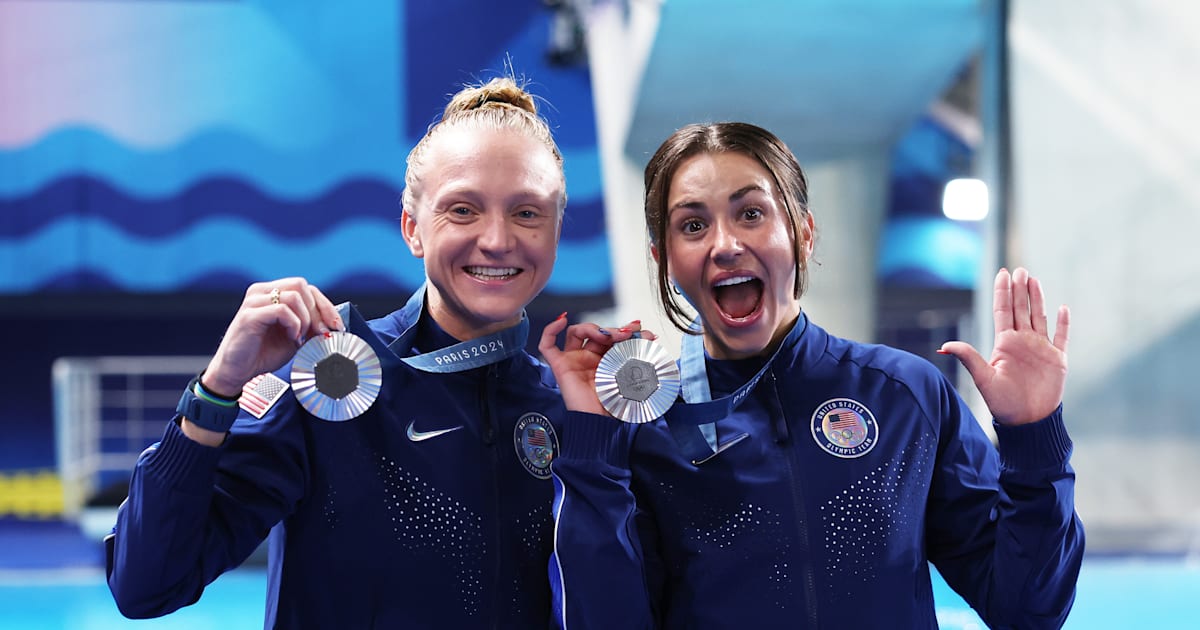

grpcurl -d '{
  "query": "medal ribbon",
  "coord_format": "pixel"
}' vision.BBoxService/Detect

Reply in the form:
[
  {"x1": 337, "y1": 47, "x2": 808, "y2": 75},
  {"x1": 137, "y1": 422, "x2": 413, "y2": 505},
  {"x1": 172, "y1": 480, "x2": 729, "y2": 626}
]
[
  {"x1": 366, "y1": 284, "x2": 527, "y2": 373},
  {"x1": 662, "y1": 315, "x2": 806, "y2": 461}
]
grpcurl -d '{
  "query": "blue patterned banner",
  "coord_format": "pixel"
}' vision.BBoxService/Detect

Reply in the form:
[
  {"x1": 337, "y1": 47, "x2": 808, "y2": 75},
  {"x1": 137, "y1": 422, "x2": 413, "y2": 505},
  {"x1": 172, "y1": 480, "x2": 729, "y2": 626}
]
[{"x1": 0, "y1": 0, "x2": 611, "y2": 298}]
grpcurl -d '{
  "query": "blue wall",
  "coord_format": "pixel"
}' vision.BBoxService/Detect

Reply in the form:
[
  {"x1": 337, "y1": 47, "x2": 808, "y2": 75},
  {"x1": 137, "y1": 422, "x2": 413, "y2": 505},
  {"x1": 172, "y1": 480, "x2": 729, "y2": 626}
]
[{"x1": 0, "y1": 0, "x2": 611, "y2": 474}]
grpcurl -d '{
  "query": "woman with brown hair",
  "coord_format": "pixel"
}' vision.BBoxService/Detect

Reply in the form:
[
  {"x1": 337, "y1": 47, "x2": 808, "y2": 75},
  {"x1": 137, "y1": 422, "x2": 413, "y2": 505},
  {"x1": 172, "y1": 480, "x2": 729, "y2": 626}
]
[{"x1": 541, "y1": 121, "x2": 1083, "y2": 629}]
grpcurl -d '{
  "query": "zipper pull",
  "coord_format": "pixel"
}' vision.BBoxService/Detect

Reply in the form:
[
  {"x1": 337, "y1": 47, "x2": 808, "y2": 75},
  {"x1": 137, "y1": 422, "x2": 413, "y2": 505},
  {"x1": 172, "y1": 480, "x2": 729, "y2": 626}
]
[{"x1": 768, "y1": 371, "x2": 790, "y2": 444}]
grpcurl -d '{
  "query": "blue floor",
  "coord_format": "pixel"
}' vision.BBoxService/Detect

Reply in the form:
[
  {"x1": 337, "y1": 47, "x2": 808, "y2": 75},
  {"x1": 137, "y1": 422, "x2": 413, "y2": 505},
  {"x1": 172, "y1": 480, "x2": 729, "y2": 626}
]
[
  {"x1": 2, "y1": 520, "x2": 1198, "y2": 628},
  {"x1": 0, "y1": 569, "x2": 266, "y2": 630}
]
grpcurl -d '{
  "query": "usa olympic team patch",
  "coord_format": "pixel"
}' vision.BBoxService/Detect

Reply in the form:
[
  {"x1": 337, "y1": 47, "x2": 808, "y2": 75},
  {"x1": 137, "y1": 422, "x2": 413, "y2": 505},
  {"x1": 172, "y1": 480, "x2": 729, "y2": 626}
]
[
  {"x1": 513, "y1": 412, "x2": 559, "y2": 479},
  {"x1": 810, "y1": 398, "x2": 878, "y2": 459}
]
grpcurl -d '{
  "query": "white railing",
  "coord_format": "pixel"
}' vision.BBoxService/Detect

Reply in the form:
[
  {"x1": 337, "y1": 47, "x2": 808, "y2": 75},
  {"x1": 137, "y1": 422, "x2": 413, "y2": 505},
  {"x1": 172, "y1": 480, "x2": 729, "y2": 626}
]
[{"x1": 52, "y1": 356, "x2": 210, "y2": 519}]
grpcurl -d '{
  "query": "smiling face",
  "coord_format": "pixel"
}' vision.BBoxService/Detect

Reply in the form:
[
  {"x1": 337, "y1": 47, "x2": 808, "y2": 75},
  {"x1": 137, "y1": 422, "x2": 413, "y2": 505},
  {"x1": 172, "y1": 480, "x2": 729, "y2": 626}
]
[
  {"x1": 661, "y1": 150, "x2": 813, "y2": 359},
  {"x1": 402, "y1": 126, "x2": 563, "y2": 340}
]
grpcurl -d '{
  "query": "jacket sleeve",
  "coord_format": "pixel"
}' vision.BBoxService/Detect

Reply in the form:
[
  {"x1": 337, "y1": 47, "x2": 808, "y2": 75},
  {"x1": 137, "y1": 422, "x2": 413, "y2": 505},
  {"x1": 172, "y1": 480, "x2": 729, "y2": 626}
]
[
  {"x1": 549, "y1": 411, "x2": 659, "y2": 630},
  {"x1": 104, "y1": 400, "x2": 309, "y2": 619},
  {"x1": 925, "y1": 379, "x2": 1084, "y2": 629}
]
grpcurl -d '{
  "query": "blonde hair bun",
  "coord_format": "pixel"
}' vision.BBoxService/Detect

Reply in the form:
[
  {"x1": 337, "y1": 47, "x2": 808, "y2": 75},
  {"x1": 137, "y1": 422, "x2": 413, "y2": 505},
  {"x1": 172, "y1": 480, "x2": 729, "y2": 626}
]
[
  {"x1": 402, "y1": 73, "x2": 564, "y2": 216},
  {"x1": 444, "y1": 77, "x2": 537, "y2": 118}
]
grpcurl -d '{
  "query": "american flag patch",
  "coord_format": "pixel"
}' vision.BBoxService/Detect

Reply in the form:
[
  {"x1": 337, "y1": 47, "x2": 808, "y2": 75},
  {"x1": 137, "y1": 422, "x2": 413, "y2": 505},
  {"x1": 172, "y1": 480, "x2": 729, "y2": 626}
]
[
  {"x1": 526, "y1": 427, "x2": 548, "y2": 447},
  {"x1": 240, "y1": 373, "x2": 290, "y2": 419},
  {"x1": 828, "y1": 411, "x2": 861, "y2": 432}
]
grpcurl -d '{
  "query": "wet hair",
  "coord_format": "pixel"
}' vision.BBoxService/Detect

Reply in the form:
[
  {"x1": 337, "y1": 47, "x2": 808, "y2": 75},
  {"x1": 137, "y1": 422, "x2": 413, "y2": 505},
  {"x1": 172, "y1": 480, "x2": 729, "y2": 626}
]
[
  {"x1": 643, "y1": 122, "x2": 815, "y2": 333},
  {"x1": 402, "y1": 76, "x2": 566, "y2": 215}
]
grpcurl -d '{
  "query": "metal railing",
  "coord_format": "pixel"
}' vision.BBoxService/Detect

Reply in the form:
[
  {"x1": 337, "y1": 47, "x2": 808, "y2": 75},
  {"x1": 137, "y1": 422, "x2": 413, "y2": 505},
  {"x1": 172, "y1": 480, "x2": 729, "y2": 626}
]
[{"x1": 52, "y1": 356, "x2": 209, "y2": 519}]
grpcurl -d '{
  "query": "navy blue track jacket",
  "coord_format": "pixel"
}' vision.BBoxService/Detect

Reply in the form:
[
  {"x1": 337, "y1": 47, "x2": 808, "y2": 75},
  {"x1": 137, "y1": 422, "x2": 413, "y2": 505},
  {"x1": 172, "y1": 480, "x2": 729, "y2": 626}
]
[
  {"x1": 549, "y1": 313, "x2": 1084, "y2": 629},
  {"x1": 106, "y1": 291, "x2": 564, "y2": 628}
]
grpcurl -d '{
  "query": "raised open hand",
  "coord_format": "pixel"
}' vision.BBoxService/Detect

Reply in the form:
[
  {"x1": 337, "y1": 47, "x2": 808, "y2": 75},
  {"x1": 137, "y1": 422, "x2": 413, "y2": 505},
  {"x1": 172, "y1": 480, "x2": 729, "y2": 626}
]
[{"x1": 938, "y1": 268, "x2": 1069, "y2": 426}]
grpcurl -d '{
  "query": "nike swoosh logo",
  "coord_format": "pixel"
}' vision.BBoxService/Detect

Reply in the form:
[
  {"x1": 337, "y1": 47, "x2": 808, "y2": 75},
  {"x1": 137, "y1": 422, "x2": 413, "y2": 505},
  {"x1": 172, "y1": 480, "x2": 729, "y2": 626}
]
[
  {"x1": 691, "y1": 433, "x2": 750, "y2": 466},
  {"x1": 406, "y1": 421, "x2": 464, "y2": 442}
]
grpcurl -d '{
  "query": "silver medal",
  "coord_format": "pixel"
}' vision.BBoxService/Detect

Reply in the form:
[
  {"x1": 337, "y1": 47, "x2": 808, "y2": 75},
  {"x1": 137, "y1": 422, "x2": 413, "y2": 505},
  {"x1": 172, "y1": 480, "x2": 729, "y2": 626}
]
[
  {"x1": 290, "y1": 331, "x2": 382, "y2": 421},
  {"x1": 595, "y1": 337, "x2": 680, "y2": 423}
]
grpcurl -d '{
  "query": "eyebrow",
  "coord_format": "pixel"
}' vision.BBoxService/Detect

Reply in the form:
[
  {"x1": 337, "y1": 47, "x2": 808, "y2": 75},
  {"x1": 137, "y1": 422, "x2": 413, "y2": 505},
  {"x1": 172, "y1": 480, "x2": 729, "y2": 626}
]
[
  {"x1": 729, "y1": 184, "x2": 767, "y2": 201},
  {"x1": 669, "y1": 184, "x2": 768, "y2": 213},
  {"x1": 436, "y1": 186, "x2": 560, "y2": 208}
]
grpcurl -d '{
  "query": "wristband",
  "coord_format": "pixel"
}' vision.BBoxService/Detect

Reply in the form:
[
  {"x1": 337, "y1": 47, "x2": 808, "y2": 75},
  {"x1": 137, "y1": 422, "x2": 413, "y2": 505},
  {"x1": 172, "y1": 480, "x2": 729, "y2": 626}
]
[
  {"x1": 194, "y1": 377, "x2": 239, "y2": 406},
  {"x1": 176, "y1": 374, "x2": 240, "y2": 433}
]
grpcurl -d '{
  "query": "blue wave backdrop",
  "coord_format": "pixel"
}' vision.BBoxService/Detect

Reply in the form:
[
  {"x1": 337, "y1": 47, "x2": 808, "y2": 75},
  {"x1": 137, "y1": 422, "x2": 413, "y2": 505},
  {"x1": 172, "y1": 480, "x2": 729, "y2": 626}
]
[
  {"x1": 0, "y1": 0, "x2": 611, "y2": 300},
  {"x1": 0, "y1": 0, "x2": 612, "y2": 473}
]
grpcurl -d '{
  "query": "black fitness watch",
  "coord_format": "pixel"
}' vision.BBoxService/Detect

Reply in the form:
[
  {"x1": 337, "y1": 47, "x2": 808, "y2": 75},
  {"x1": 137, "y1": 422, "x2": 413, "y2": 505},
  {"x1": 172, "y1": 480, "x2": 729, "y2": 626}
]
[{"x1": 175, "y1": 374, "x2": 240, "y2": 433}]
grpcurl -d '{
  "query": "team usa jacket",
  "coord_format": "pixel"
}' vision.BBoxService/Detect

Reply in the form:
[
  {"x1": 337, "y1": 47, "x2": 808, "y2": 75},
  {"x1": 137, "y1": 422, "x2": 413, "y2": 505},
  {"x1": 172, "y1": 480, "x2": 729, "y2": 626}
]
[
  {"x1": 549, "y1": 312, "x2": 1085, "y2": 629},
  {"x1": 106, "y1": 290, "x2": 564, "y2": 629}
]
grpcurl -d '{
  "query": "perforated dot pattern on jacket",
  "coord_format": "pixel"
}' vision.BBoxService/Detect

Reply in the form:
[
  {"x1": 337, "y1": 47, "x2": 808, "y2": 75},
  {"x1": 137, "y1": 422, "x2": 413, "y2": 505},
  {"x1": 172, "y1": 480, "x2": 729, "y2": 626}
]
[
  {"x1": 509, "y1": 504, "x2": 553, "y2": 617},
  {"x1": 819, "y1": 434, "x2": 934, "y2": 597},
  {"x1": 379, "y1": 456, "x2": 487, "y2": 615},
  {"x1": 660, "y1": 480, "x2": 794, "y2": 609}
]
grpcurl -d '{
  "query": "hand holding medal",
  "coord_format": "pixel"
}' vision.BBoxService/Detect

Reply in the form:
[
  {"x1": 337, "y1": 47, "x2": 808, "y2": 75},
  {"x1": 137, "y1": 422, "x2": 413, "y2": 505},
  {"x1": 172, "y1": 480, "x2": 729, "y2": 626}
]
[
  {"x1": 196, "y1": 280, "x2": 380, "y2": 431},
  {"x1": 539, "y1": 315, "x2": 680, "y2": 423}
]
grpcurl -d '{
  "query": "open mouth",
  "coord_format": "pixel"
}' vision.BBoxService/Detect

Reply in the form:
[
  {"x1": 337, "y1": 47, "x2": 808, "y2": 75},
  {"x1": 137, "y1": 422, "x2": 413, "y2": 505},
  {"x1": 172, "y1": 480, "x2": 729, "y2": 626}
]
[
  {"x1": 712, "y1": 275, "x2": 763, "y2": 321},
  {"x1": 465, "y1": 266, "x2": 522, "y2": 281}
]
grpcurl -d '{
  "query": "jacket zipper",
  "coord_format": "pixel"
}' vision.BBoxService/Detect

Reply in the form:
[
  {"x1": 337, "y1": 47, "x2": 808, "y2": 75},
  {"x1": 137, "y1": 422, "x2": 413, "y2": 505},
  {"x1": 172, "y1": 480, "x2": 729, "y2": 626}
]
[
  {"x1": 767, "y1": 369, "x2": 820, "y2": 627},
  {"x1": 480, "y1": 363, "x2": 502, "y2": 629}
]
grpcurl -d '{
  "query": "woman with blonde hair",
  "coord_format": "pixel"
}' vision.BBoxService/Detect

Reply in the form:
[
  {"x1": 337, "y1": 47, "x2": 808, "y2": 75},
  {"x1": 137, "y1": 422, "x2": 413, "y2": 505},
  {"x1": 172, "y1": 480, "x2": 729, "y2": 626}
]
[{"x1": 107, "y1": 75, "x2": 640, "y2": 628}]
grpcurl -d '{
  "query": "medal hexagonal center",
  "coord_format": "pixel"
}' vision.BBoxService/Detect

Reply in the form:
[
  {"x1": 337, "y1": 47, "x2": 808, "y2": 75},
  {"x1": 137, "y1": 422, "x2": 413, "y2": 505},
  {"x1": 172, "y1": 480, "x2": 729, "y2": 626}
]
[
  {"x1": 314, "y1": 353, "x2": 359, "y2": 399},
  {"x1": 615, "y1": 358, "x2": 659, "y2": 402}
]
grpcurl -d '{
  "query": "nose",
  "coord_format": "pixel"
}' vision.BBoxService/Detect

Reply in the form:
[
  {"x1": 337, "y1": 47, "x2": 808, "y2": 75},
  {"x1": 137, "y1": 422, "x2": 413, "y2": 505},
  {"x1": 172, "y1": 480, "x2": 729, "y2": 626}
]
[
  {"x1": 711, "y1": 221, "x2": 743, "y2": 263},
  {"x1": 478, "y1": 212, "x2": 515, "y2": 254}
]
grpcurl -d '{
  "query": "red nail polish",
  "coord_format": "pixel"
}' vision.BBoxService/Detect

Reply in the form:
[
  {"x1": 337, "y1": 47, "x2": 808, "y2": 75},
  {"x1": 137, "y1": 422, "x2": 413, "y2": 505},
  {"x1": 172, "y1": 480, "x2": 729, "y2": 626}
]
[
  {"x1": 556, "y1": 311, "x2": 568, "y2": 321},
  {"x1": 323, "y1": 331, "x2": 332, "y2": 338},
  {"x1": 936, "y1": 349, "x2": 950, "y2": 355},
  {"x1": 619, "y1": 327, "x2": 631, "y2": 333}
]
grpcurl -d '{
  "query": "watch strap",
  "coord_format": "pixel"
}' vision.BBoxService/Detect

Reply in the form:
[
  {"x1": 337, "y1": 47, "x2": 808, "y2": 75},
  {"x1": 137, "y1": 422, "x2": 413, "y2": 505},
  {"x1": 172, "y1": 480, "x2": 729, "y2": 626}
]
[{"x1": 176, "y1": 375, "x2": 240, "y2": 433}]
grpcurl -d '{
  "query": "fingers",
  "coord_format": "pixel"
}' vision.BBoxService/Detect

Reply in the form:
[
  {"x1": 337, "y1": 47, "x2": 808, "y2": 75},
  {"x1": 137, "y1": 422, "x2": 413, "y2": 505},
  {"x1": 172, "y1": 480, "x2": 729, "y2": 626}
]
[
  {"x1": 538, "y1": 314, "x2": 653, "y2": 362},
  {"x1": 538, "y1": 315, "x2": 652, "y2": 358},
  {"x1": 568, "y1": 323, "x2": 619, "y2": 355},
  {"x1": 272, "y1": 283, "x2": 314, "y2": 342},
  {"x1": 247, "y1": 278, "x2": 339, "y2": 344},
  {"x1": 239, "y1": 281, "x2": 301, "y2": 344},
  {"x1": 307, "y1": 284, "x2": 344, "y2": 332},
  {"x1": 1028, "y1": 275, "x2": 1049, "y2": 337},
  {"x1": 537, "y1": 312, "x2": 569, "y2": 364},
  {"x1": 1053, "y1": 305, "x2": 1070, "y2": 353},
  {"x1": 1011, "y1": 267, "x2": 1032, "y2": 331},
  {"x1": 609, "y1": 317, "x2": 657, "y2": 342},
  {"x1": 1010, "y1": 268, "x2": 1068, "y2": 353},
  {"x1": 937, "y1": 341, "x2": 991, "y2": 387},
  {"x1": 566, "y1": 318, "x2": 646, "y2": 352},
  {"x1": 992, "y1": 268, "x2": 1014, "y2": 334},
  {"x1": 589, "y1": 319, "x2": 653, "y2": 346}
]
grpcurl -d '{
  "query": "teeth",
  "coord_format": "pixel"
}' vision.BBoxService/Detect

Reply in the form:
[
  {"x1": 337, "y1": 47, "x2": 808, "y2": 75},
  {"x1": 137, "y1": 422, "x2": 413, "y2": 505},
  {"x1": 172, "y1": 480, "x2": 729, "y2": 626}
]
[
  {"x1": 466, "y1": 266, "x2": 520, "y2": 278},
  {"x1": 713, "y1": 276, "x2": 755, "y2": 288}
]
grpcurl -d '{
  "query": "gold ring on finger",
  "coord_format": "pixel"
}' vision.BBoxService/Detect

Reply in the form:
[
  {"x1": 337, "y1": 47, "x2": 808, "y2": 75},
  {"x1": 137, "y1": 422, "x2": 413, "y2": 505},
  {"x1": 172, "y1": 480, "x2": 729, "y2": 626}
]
[{"x1": 270, "y1": 287, "x2": 281, "y2": 305}]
